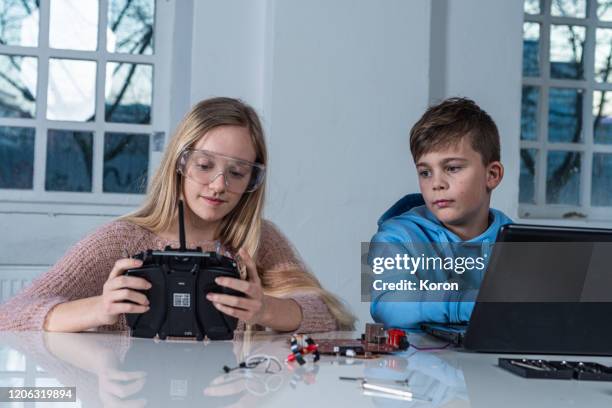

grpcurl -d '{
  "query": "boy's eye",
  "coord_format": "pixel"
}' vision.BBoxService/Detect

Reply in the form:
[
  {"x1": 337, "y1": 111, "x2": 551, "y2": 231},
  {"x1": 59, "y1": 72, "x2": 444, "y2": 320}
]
[
  {"x1": 418, "y1": 169, "x2": 431, "y2": 177},
  {"x1": 446, "y1": 166, "x2": 461, "y2": 173}
]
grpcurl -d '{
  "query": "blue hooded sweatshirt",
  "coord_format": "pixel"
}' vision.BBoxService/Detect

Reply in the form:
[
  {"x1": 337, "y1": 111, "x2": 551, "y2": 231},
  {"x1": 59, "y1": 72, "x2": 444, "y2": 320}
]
[{"x1": 368, "y1": 193, "x2": 513, "y2": 330}]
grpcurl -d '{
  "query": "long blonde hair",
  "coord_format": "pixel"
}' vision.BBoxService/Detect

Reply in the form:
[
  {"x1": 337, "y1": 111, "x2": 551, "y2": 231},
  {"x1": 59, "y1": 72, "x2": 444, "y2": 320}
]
[
  {"x1": 122, "y1": 97, "x2": 355, "y2": 330},
  {"x1": 121, "y1": 97, "x2": 266, "y2": 255}
]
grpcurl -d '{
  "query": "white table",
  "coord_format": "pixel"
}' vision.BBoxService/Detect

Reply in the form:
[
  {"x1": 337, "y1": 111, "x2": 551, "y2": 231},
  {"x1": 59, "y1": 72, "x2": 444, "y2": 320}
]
[{"x1": 0, "y1": 331, "x2": 611, "y2": 407}]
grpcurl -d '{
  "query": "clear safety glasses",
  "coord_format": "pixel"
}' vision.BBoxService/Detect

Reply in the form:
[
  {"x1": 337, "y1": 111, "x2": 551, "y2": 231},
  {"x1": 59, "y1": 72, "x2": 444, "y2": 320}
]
[{"x1": 177, "y1": 149, "x2": 265, "y2": 193}]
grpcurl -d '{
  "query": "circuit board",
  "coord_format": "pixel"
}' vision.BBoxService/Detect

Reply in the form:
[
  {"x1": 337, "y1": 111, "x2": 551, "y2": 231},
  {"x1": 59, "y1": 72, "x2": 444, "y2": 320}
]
[{"x1": 315, "y1": 338, "x2": 399, "y2": 355}]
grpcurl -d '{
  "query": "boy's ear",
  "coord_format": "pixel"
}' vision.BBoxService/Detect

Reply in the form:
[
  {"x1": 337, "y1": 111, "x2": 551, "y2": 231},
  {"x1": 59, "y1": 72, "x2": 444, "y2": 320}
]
[{"x1": 485, "y1": 161, "x2": 504, "y2": 192}]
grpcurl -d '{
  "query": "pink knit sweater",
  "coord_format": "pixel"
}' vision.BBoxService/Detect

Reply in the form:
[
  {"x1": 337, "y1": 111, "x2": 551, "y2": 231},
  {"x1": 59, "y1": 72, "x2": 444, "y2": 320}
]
[{"x1": 0, "y1": 220, "x2": 338, "y2": 333}]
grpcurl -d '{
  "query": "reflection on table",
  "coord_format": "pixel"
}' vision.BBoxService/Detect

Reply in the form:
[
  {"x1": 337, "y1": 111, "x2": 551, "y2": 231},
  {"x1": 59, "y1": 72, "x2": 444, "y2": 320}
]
[{"x1": 1, "y1": 330, "x2": 611, "y2": 407}]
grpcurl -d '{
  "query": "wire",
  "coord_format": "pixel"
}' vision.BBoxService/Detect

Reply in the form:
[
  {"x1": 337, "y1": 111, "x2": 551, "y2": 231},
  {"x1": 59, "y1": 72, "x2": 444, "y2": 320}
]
[
  {"x1": 247, "y1": 354, "x2": 283, "y2": 373},
  {"x1": 223, "y1": 354, "x2": 283, "y2": 374},
  {"x1": 410, "y1": 343, "x2": 451, "y2": 351}
]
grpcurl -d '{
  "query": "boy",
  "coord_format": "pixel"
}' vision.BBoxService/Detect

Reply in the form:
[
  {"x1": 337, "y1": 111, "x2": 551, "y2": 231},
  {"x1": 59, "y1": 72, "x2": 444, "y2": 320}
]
[{"x1": 369, "y1": 97, "x2": 513, "y2": 329}]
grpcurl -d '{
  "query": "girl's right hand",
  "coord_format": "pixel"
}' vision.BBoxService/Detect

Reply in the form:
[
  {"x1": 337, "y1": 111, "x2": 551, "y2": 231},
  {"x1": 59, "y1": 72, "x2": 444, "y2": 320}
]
[{"x1": 95, "y1": 259, "x2": 152, "y2": 327}]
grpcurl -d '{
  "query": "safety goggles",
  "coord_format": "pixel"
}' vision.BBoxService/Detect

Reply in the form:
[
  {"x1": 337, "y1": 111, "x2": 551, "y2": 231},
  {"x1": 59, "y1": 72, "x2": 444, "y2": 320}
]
[{"x1": 177, "y1": 149, "x2": 265, "y2": 193}]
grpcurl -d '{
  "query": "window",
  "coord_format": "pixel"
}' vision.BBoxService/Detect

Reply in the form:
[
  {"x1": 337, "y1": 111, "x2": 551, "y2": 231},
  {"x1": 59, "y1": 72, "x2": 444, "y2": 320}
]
[
  {"x1": 520, "y1": 0, "x2": 612, "y2": 220},
  {"x1": 0, "y1": 0, "x2": 172, "y2": 215}
]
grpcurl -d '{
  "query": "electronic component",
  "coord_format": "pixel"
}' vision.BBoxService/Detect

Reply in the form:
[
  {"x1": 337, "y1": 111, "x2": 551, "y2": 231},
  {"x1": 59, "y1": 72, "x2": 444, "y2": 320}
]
[
  {"x1": 287, "y1": 335, "x2": 320, "y2": 365},
  {"x1": 499, "y1": 358, "x2": 612, "y2": 381},
  {"x1": 315, "y1": 324, "x2": 409, "y2": 357}
]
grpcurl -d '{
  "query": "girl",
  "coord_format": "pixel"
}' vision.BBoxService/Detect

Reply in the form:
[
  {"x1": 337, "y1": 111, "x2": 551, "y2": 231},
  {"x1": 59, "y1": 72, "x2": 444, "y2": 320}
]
[{"x1": 0, "y1": 97, "x2": 355, "y2": 333}]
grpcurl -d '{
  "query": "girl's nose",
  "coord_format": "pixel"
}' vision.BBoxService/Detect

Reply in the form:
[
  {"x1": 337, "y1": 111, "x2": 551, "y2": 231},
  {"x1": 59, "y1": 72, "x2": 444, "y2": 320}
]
[{"x1": 209, "y1": 172, "x2": 227, "y2": 192}]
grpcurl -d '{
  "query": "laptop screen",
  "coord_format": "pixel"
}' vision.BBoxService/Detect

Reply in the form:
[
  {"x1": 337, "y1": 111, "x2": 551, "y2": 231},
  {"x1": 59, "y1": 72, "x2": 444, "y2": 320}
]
[{"x1": 477, "y1": 224, "x2": 612, "y2": 303}]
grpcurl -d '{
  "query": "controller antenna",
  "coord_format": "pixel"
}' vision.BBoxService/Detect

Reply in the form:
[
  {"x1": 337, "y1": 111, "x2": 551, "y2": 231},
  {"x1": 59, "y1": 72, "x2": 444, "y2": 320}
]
[{"x1": 178, "y1": 199, "x2": 187, "y2": 251}]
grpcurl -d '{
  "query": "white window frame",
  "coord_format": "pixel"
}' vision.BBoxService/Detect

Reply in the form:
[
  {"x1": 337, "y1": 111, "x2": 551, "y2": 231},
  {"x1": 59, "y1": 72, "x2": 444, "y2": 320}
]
[
  {"x1": 521, "y1": 0, "x2": 612, "y2": 221},
  {"x1": 0, "y1": 0, "x2": 174, "y2": 216}
]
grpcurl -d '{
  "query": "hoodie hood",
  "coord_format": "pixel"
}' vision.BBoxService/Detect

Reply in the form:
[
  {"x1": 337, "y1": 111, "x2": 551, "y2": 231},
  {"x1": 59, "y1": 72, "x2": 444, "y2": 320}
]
[
  {"x1": 375, "y1": 193, "x2": 513, "y2": 246},
  {"x1": 378, "y1": 193, "x2": 426, "y2": 225}
]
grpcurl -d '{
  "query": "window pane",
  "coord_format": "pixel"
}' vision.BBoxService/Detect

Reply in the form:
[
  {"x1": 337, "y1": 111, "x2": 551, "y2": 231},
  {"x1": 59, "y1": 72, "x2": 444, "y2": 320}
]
[
  {"x1": 550, "y1": 25, "x2": 586, "y2": 80},
  {"x1": 0, "y1": 0, "x2": 38, "y2": 46},
  {"x1": 521, "y1": 86, "x2": 539, "y2": 140},
  {"x1": 597, "y1": 0, "x2": 612, "y2": 21},
  {"x1": 47, "y1": 58, "x2": 96, "y2": 122},
  {"x1": 0, "y1": 126, "x2": 34, "y2": 189},
  {"x1": 0, "y1": 348, "x2": 25, "y2": 371},
  {"x1": 49, "y1": 0, "x2": 98, "y2": 51},
  {"x1": 520, "y1": 149, "x2": 537, "y2": 204},
  {"x1": 0, "y1": 55, "x2": 36, "y2": 118},
  {"x1": 592, "y1": 153, "x2": 612, "y2": 206},
  {"x1": 108, "y1": 0, "x2": 155, "y2": 55},
  {"x1": 551, "y1": 0, "x2": 587, "y2": 18},
  {"x1": 593, "y1": 90, "x2": 612, "y2": 144},
  {"x1": 548, "y1": 88, "x2": 583, "y2": 143},
  {"x1": 103, "y1": 132, "x2": 149, "y2": 193},
  {"x1": 45, "y1": 129, "x2": 93, "y2": 192},
  {"x1": 595, "y1": 29, "x2": 612, "y2": 82},
  {"x1": 523, "y1": 23, "x2": 540, "y2": 77},
  {"x1": 105, "y1": 62, "x2": 152, "y2": 124},
  {"x1": 546, "y1": 150, "x2": 581, "y2": 205},
  {"x1": 524, "y1": 0, "x2": 541, "y2": 14}
]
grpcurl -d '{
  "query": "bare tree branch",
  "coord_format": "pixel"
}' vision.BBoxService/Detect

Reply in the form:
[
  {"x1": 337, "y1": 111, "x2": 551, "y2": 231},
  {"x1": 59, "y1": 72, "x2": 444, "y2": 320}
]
[
  {"x1": 104, "y1": 135, "x2": 131, "y2": 161},
  {"x1": 0, "y1": 69, "x2": 34, "y2": 102},
  {"x1": 111, "y1": 0, "x2": 135, "y2": 32},
  {"x1": 74, "y1": 132, "x2": 93, "y2": 182},
  {"x1": 520, "y1": 149, "x2": 536, "y2": 176},
  {"x1": 105, "y1": 24, "x2": 152, "y2": 122},
  {"x1": 546, "y1": 12, "x2": 585, "y2": 202},
  {"x1": 19, "y1": 0, "x2": 31, "y2": 15},
  {"x1": 593, "y1": 41, "x2": 612, "y2": 130}
]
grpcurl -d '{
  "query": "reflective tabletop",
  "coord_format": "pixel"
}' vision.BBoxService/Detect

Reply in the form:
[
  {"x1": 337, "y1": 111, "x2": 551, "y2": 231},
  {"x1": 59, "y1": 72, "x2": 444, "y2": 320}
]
[{"x1": 0, "y1": 330, "x2": 611, "y2": 407}]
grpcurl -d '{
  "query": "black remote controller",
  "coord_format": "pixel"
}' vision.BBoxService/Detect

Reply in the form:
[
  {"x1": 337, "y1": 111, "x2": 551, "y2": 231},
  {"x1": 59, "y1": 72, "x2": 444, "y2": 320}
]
[{"x1": 124, "y1": 200, "x2": 245, "y2": 340}]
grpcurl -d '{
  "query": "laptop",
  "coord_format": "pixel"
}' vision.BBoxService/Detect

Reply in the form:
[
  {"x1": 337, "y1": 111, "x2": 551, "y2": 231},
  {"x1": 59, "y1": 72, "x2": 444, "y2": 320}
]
[{"x1": 421, "y1": 223, "x2": 612, "y2": 355}]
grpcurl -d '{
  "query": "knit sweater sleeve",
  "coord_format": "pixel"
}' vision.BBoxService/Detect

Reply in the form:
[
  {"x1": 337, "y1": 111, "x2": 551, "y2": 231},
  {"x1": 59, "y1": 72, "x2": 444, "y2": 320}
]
[
  {"x1": 256, "y1": 220, "x2": 338, "y2": 333},
  {"x1": 0, "y1": 221, "x2": 140, "y2": 331}
]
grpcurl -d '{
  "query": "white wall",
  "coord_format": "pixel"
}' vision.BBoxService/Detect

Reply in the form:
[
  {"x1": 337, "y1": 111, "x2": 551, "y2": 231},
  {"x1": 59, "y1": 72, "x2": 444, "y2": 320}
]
[
  {"x1": 189, "y1": 0, "x2": 431, "y2": 325},
  {"x1": 266, "y1": 0, "x2": 431, "y2": 325},
  {"x1": 432, "y1": 0, "x2": 525, "y2": 219},
  {"x1": 189, "y1": 0, "x2": 267, "y2": 114}
]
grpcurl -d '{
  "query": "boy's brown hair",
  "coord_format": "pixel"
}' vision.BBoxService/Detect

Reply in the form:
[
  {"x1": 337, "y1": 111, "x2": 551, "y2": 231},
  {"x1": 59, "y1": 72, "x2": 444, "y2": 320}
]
[{"x1": 409, "y1": 97, "x2": 500, "y2": 165}]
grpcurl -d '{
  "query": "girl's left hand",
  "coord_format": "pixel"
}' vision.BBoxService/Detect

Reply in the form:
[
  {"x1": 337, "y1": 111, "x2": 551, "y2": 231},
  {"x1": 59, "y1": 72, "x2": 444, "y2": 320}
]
[{"x1": 207, "y1": 248, "x2": 267, "y2": 325}]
